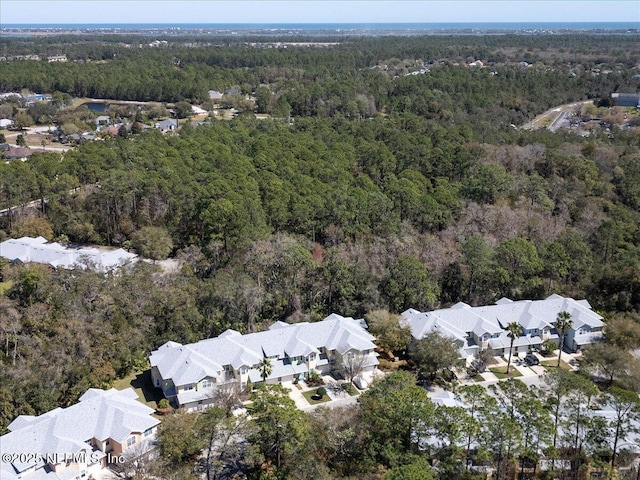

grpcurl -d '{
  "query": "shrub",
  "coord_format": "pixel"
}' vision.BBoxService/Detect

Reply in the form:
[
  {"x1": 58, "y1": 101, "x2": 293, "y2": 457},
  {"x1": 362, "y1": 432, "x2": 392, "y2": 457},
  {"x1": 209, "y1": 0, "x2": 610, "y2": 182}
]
[
  {"x1": 307, "y1": 370, "x2": 324, "y2": 387},
  {"x1": 316, "y1": 387, "x2": 327, "y2": 397},
  {"x1": 541, "y1": 339, "x2": 557, "y2": 357}
]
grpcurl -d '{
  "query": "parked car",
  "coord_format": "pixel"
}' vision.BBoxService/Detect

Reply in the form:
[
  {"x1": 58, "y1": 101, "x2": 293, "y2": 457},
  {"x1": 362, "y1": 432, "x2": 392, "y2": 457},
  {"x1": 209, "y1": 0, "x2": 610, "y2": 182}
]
[{"x1": 524, "y1": 354, "x2": 540, "y2": 366}]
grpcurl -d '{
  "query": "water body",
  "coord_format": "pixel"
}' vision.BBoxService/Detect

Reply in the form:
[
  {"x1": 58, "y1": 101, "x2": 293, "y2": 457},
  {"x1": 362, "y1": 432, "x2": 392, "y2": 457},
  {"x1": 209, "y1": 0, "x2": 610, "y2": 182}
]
[
  {"x1": 2, "y1": 22, "x2": 639, "y2": 36},
  {"x1": 85, "y1": 102, "x2": 106, "y2": 113}
]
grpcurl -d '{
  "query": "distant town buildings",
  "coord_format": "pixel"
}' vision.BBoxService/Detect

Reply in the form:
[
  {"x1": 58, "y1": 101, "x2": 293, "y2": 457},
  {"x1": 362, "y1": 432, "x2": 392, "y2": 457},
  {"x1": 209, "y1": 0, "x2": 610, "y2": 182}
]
[{"x1": 46, "y1": 54, "x2": 67, "y2": 62}]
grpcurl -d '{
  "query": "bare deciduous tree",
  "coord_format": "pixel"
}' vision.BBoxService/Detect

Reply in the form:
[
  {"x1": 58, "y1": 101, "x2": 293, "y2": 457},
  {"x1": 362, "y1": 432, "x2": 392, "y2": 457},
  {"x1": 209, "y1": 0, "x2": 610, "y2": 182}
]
[
  {"x1": 339, "y1": 352, "x2": 368, "y2": 386},
  {"x1": 209, "y1": 381, "x2": 241, "y2": 415}
]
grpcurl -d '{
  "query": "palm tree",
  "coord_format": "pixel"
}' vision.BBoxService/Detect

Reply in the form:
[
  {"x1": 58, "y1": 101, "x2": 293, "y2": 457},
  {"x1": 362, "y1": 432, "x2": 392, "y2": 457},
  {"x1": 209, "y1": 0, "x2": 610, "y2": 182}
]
[
  {"x1": 554, "y1": 311, "x2": 573, "y2": 367},
  {"x1": 258, "y1": 357, "x2": 272, "y2": 383},
  {"x1": 505, "y1": 322, "x2": 523, "y2": 374}
]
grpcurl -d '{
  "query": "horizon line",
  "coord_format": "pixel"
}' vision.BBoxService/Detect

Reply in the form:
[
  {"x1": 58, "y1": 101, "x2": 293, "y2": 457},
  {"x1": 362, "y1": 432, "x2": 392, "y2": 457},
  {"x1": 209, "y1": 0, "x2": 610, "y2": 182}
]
[{"x1": 3, "y1": 21, "x2": 639, "y2": 25}]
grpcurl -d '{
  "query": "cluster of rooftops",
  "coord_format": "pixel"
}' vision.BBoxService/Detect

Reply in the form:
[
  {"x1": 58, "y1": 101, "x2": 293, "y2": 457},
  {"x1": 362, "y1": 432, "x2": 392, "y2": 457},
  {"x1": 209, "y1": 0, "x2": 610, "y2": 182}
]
[
  {"x1": 150, "y1": 313, "x2": 379, "y2": 409},
  {"x1": 1, "y1": 388, "x2": 159, "y2": 480},
  {"x1": 0, "y1": 294, "x2": 606, "y2": 480},
  {"x1": 150, "y1": 295, "x2": 603, "y2": 411},
  {"x1": 403, "y1": 293, "x2": 604, "y2": 357}
]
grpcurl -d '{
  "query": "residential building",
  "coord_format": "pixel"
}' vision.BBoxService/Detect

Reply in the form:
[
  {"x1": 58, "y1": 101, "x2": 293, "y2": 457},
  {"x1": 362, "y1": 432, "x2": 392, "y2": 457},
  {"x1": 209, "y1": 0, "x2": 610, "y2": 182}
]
[
  {"x1": 46, "y1": 55, "x2": 67, "y2": 62},
  {"x1": 403, "y1": 294, "x2": 604, "y2": 359},
  {"x1": 95, "y1": 115, "x2": 111, "y2": 126},
  {"x1": 0, "y1": 236, "x2": 137, "y2": 272},
  {"x1": 2, "y1": 147, "x2": 34, "y2": 161},
  {"x1": 155, "y1": 119, "x2": 178, "y2": 133},
  {"x1": 611, "y1": 92, "x2": 640, "y2": 107},
  {"x1": 0, "y1": 388, "x2": 159, "y2": 480},
  {"x1": 150, "y1": 313, "x2": 378, "y2": 411}
]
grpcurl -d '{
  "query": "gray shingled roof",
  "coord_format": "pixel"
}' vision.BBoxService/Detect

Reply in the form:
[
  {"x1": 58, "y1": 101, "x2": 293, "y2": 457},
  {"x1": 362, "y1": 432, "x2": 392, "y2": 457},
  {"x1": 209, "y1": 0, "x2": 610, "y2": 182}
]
[
  {"x1": 150, "y1": 314, "x2": 377, "y2": 386},
  {"x1": 1, "y1": 388, "x2": 159, "y2": 477},
  {"x1": 404, "y1": 294, "x2": 603, "y2": 352},
  {"x1": 0, "y1": 237, "x2": 137, "y2": 271}
]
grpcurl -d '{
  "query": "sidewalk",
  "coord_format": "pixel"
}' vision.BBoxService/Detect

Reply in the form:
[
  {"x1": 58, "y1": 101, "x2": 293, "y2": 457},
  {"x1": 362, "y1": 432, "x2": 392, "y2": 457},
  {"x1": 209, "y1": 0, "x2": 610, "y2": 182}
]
[
  {"x1": 285, "y1": 383, "x2": 311, "y2": 409},
  {"x1": 284, "y1": 375, "x2": 363, "y2": 412}
]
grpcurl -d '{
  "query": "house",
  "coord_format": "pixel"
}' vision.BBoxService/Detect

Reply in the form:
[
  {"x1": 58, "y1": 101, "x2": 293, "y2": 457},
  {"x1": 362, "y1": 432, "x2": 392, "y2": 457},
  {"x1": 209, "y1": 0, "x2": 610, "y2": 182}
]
[
  {"x1": 403, "y1": 294, "x2": 604, "y2": 360},
  {"x1": 0, "y1": 236, "x2": 138, "y2": 272},
  {"x1": 611, "y1": 92, "x2": 640, "y2": 107},
  {"x1": 155, "y1": 118, "x2": 178, "y2": 133},
  {"x1": 100, "y1": 125, "x2": 120, "y2": 136},
  {"x1": 46, "y1": 54, "x2": 67, "y2": 62},
  {"x1": 2, "y1": 147, "x2": 34, "y2": 161},
  {"x1": 95, "y1": 115, "x2": 111, "y2": 126},
  {"x1": 150, "y1": 313, "x2": 378, "y2": 411},
  {"x1": 208, "y1": 90, "x2": 223, "y2": 100},
  {"x1": 0, "y1": 388, "x2": 159, "y2": 480}
]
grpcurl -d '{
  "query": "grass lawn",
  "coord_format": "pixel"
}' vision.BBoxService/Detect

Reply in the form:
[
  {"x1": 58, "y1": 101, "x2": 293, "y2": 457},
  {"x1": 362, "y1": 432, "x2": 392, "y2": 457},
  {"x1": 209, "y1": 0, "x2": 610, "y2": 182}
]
[
  {"x1": 113, "y1": 370, "x2": 165, "y2": 410},
  {"x1": 302, "y1": 390, "x2": 331, "y2": 405},
  {"x1": 341, "y1": 383, "x2": 359, "y2": 396},
  {"x1": 490, "y1": 366, "x2": 523, "y2": 379},
  {"x1": 540, "y1": 359, "x2": 573, "y2": 370}
]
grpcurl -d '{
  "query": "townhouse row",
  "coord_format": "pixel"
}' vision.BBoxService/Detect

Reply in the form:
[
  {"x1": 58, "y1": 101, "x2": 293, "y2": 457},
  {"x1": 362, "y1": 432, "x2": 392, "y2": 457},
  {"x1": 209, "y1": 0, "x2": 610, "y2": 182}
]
[{"x1": 1, "y1": 294, "x2": 603, "y2": 479}]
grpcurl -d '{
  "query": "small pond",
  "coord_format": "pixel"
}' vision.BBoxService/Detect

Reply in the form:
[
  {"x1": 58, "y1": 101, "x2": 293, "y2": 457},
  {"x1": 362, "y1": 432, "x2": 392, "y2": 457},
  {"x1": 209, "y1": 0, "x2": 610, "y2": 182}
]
[{"x1": 85, "y1": 102, "x2": 107, "y2": 113}]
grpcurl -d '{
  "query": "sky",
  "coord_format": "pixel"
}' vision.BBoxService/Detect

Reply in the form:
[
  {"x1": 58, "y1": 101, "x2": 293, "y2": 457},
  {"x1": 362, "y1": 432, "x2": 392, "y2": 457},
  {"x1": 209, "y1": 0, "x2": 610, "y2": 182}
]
[{"x1": 1, "y1": 0, "x2": 639, "y2": 25}]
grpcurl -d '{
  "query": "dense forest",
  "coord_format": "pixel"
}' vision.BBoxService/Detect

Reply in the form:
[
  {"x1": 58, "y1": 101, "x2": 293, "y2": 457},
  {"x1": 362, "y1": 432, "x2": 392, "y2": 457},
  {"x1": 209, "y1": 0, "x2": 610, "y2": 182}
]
[{"x1": 1, "y1": 32, "x2": 640, "y2": 478}]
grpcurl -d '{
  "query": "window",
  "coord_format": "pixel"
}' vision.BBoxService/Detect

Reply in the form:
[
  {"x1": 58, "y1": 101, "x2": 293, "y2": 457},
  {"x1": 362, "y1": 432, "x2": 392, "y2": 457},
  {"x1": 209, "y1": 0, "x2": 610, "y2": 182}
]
[
  {"x1": 127, "y1": 436, "x2": 136, "y2": 447},
  {"x1": 184, "y1": 384, "x2": 194, "y2": 391},
  {"x1": 143, "y1": 428, "x2": 153, "y2": 437},
  {"x1": 202, "y1": 379, "x2": 212, "y2": 388},
  {"x1": 105, "y1": 440, "x2": 110, "y2": 446}
]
